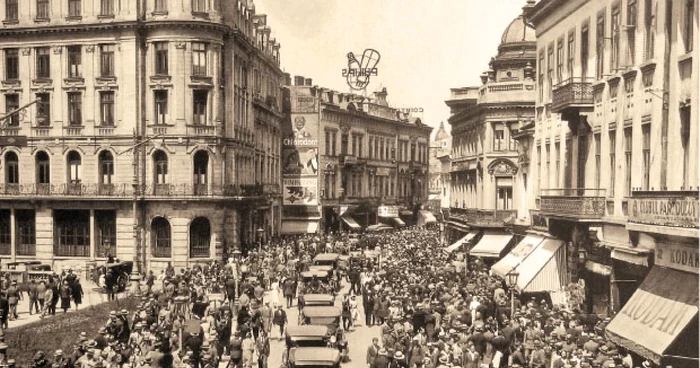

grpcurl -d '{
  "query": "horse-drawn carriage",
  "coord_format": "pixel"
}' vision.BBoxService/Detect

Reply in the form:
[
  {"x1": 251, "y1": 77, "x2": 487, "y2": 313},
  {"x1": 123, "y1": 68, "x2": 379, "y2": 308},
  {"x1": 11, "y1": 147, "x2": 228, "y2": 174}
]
[{"x1": 92, "y1": 261, "x2": 133, "y2": 292}]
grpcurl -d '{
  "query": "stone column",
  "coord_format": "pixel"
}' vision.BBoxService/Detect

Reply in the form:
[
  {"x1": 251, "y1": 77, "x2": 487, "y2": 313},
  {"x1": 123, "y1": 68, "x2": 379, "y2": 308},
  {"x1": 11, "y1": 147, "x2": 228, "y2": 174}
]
[
  {"x1": 10, "y1": 208, "x2": 16, "y2": 262},
  {"x1": 89, "y1": 209, "x2": 96, "y2": 260}
]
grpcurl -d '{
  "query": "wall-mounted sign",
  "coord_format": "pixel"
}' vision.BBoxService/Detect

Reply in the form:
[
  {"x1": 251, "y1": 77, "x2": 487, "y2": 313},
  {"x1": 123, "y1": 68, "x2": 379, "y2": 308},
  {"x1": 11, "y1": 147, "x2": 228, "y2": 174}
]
[
  {"x1": 377, "y1": 205, "x2": 399, "y2": 218},
  {"x1": 656, "y1": 242, "x2": 699, "y2": 274},
  {"x1": 283, "y1": 115, "x2": 319, "y2": 147},
  {"x1": 283, "y1": 178, "x2": 318, "y2": 206},
  {"x1": 629, "y1": 196, "x2": 698, "y2": 228},
  {"x1": 397, "y1": 107, "x2": 424, "y2": 113},
  {"x1": 343, "y1": 49, "x2": 380, "y2": 91},
  {"x1": 376, "y1": 167, "x2": 390, "y2": 176}
]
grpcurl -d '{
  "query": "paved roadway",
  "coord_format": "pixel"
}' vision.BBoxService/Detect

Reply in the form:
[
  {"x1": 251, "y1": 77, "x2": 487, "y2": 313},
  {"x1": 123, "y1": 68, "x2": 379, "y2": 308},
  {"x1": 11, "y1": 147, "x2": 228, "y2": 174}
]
[{"x1": 222, "y1": 279, "x2": 380, "y2": 367}]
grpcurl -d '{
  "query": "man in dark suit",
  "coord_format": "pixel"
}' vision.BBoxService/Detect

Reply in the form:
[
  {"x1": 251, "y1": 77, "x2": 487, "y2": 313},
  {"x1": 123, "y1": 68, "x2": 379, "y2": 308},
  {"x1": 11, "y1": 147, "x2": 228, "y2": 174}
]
[{"x1": 366, "y1": 337, "x2": 379, "y2": 368}]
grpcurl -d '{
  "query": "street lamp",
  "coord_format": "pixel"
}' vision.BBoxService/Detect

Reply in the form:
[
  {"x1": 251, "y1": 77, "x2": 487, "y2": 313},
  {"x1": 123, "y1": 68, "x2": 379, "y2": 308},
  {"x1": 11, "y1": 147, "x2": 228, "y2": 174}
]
[
  {"x1": 256, "y1": 227, "x2": 265, "y2": 251},
  {"x1": 506, "y1": 271, "x2": 520, "y2": 320}
]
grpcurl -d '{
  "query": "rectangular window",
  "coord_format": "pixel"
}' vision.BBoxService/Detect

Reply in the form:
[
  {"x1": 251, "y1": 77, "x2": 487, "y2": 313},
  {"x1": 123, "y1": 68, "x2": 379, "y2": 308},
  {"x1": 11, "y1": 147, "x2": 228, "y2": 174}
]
[
  {"x1": 325, "y1": 131, "x2": 331, "y2": 156},
  {"x1": 644, "y1": 0, "x2": 656, "y2": 60},
  {"x1": 596, "y1": 11, "x2": 606, "y2": 79},
  {"x1": 536, "y1": 145, "x2": 542, "y2": 195},
  {"x1": 612, "y1": 6, "x2": 621, "y2": 72},
  {"x1": 154, "y1": 42, "x2": 169, "y2": 75},
  {"x1": 547, "y1": 45, "x2": 554, "y2": 98},
  {"x1": 565, "y1": 137, "x2": 573, "y2": 188},
  {"x1": 493, "y1": 123, "x2": 505, "y2": 151},
  {"x1": 681, "y1": 107, "x2": 691, "y2": 188},
  {"x1": 557, "y1": 39, "x2": 564, "y2": 83},
  {"x1": 54, "y1": 210, "x2": 90, "y2": 258},
  {"x1": 581, "y1": 23, "x2": 590, "y2": 80},
  {"x1": 555, "y1": 142, "x2": 561, "y2": 188},
  {"x1": 100, "y1": 44, "x2": 115, "y2": 77},
  {"x1": 567, "y1": 32, "x2": 575, "y2": 79},
  {"x1": 154, "y1": 90, "x2": 168, "y2": 125},
  {"x1": 642, "y1": 124, "x2": 651, "y2": 190},
  {"x1": 5, "y1": 0, "x2": 18, "y2": 21},
  {"x1": 358, "y1": 136, "x2": 363, "y2": 158},
  {"x1": 332, "y1": 132, "x2": 336, "y2": 156},
  {"x1": 624, "y1": 127, "x2": 632, "y2": 196},
  {"x1": 684, "y1": 0, "x2": 694, "y2": 52},
  {"x1": 154, "y1": 0, "x2": 167, "y2": 12},
  {"x1": 100, "y1": 91, "x2": 114, "y2": 126},
  {"x1": 545, "y1": 145, "x2": 551, "y2": 189},
  {"x1": 497, "y1": 185, "x2": 513, "y2": 210},
  {"x1": 36, "y1": 47, "x2": 51, "y2": 79},
  {"x1": 609, "y1": 129, "x2": 616, "y2": 196},
  {"x1": 36, "y1": 93, "x2": 50, "y2": 126},
  {"x1": 538, "y1": 51, "x2": 545, "y2": 102},
  {"x1": 628, "y1": 0, "x2": 638, "y2": 65},
  {"x1": 36, "y1": 0, "x2": 49, "y2": 19},
  {"x1": 594, "y1": 133, "x2": 601, "y2": 188},
  {"x1": 95, "y1": 211, "x2": 116, "y2": 258},
  {"x1": 67, "y1": 46, "x2": 82, "y2": 78},
  {"x1": 68, "y1": 92, "x2": 82, "y2": 126},
  {"x1": 192, "y1": 0, "x2": 206, "y2": 13},
  {"x1": 192, "y1": 42, "x2": 207, "y2": 76},
  {"x1": 368, "y1": 137, "x2": 373, "y2": 159},
  {"x1": 68, "y1": 0, "x2": 81, "y2": 17},
  {"x1": 5, "y1": 94, "x2": 19, "y2": 127},
  {"x1": 192, "y1": 90, "x2": 208, "y2": 125},
  {"x1": 4, "y1": 49, "x2": 18, "y2": 80},
  {"x1": 100, "y1": 0, "x2": 114, "y2": 15},
  {"x1": 16, "y1": 210, "x2": 35, "y2": 256},
  {"x1": 341, "y1": 133, "x2": 349, "y2": 156},
  {"x1": 379, "y1": 138, "x2": 384, "y2": 160}
]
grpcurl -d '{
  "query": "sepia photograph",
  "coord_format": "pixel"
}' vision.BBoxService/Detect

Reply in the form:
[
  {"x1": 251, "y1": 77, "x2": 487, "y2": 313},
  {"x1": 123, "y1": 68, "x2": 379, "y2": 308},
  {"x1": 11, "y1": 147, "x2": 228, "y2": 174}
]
[{"x1": 0, "y1": 0, "x2": 697, "y2": 367}]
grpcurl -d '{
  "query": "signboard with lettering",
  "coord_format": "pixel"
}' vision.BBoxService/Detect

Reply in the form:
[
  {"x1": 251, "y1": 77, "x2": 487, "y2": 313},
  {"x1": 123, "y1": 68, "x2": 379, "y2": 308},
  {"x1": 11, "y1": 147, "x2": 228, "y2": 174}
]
[
  {"x1": 655, "y1": 242, "x2": 699, "y2": 274},
  {"x1": 377, "y1": 206, "x2": 399, "y2": 218},
  {"x1": 283, "y1": 178, "x2": 318, "y2": 206},
  {"x1": 629, "y1": 196, "x2": 698, "y2": 228},
  {"x1": 375, "y1": 167, "x2": 390, "y2": 176}
]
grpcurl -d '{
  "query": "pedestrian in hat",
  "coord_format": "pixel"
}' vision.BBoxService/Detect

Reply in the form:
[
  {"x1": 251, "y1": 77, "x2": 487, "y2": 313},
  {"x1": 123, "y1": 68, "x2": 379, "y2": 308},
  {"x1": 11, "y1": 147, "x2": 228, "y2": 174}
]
[{"x1": 6, "y1": 280, "x2": 20, "y2": 320}]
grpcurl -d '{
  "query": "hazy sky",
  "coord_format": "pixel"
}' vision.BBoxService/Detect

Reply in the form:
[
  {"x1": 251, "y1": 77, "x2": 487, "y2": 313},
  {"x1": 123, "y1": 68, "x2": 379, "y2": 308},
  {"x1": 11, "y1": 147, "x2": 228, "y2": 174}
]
[{"x1": 256, "y1": 0, "x2": 530, "y2": 137}]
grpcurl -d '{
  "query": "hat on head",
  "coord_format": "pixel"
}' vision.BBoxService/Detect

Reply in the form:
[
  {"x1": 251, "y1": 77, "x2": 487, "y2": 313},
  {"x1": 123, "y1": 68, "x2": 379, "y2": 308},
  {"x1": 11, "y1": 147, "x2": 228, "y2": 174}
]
[
  {"x1": 378, "y1": 348, "x2": 388, "y2": 356},
  {"x1": 109, "y1": 311, "x2": 117, "y2": 317},
  {"x1": 54, "y1": 350, "x2": 63, "y2": 356},
  {"x1": 394, "y1": 351, "x2": 405, "y2": 360}
]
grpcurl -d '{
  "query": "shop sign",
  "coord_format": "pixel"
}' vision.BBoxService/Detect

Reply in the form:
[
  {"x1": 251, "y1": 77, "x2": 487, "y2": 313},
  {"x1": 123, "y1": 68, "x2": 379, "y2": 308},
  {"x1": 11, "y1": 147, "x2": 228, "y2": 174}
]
[
  {"x1": 629, "y1": 196, "x2": 698, "y2": 228},
  {"x1": 376, "y1": 167, "x2": 390, "y2": 176},
  {"x1": 377, "y1": 205, "x2": 399, "y2": 218},
  {"x1": 283, "y1": 178, "x2": 318, "y2": 206},
  {"x1": 655, "y1": 243, "x2": 699, "y2": 274}
]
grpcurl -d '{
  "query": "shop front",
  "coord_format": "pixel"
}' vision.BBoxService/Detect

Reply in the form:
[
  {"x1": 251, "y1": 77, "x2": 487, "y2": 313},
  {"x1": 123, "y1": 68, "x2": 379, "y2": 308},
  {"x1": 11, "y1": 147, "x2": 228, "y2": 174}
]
[
  {"x1": 377, "y1": 205, "x2": 405, "y2": 228},
  {"x1": 468, "y1": 230, "x2": 514, "y2": 262}
]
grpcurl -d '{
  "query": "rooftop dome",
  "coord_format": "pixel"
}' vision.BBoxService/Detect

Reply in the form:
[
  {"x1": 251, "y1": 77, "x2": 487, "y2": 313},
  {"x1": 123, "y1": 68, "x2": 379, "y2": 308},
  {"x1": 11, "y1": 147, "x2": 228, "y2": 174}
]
[{"x1": 500, "y1": 14, "x2": 535, "y2": 45}]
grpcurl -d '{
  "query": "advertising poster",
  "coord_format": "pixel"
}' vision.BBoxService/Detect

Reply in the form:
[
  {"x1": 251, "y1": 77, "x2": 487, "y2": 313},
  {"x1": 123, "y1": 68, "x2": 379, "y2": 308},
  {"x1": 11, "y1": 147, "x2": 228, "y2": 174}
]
[
  {"x1": 283, "y1": 178, "x2": 318, "y2": 206},
  {"x1": 282, "y1": 147, "x2": 319, "y2": 176}
]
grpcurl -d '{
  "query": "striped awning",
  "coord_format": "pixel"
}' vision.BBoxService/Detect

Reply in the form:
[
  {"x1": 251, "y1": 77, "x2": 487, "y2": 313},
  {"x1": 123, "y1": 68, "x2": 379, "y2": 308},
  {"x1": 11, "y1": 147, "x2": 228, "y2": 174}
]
[
  {"x1": 491, "y1": 235, "x2": 545, "y2": 278},
  {"x1": 515, "y1": 238, "x2": 567, "y2": 292},
  {"x1": 469, "y1": 231, "x2": 513, "y2": 258},
  {"x1": 444, "y1": 230, "x2": 479, "y2": 253},
  {"x1": 341, "y1": 216, "x2": 361, "y2": 230}
]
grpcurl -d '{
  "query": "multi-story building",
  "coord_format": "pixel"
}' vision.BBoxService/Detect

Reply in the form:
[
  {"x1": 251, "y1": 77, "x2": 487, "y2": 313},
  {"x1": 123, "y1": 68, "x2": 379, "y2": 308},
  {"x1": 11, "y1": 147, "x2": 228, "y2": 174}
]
[
  {"x1": 0, "y1": 0, "x2": 283, "y2": 273},
  {"x1": 282, "y1": 79, "x2": 432, "y2": 234},
  {"x1": 428, "y1": 122, "x2": 450, "y2": 215},
  {"x1": 444, "y1": 6, "x2": 536, "y2": 261},
  {"x1": 526, "y1": 0, "x2": 697, "y2": 365}
]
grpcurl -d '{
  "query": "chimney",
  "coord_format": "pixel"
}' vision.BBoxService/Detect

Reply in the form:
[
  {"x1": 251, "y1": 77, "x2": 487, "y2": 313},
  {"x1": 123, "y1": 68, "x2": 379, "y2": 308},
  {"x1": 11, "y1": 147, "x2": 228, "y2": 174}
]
[
  {"x1": 283, "y1": 73, "x2": 292, "y2": 86},
  {"x1": 305, "y1": 78, "x2": 313, "y2": 86},
  {"x1": 374, "y1": 87, "x2": 388, "y2": 106},
  {"x1": 294, "y1": 76, "x2": 305, "y2": 86}
]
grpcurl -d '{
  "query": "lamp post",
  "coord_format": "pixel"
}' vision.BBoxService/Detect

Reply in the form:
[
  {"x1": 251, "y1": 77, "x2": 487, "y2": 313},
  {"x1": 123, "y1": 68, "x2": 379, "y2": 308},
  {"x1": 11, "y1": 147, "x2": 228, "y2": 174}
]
[
  {"x1": 506, "y1": 271, "x2": 519, "y2": 320},
  {"x1": 256, "y1": 227, "x2": 265, "y2": 251}
]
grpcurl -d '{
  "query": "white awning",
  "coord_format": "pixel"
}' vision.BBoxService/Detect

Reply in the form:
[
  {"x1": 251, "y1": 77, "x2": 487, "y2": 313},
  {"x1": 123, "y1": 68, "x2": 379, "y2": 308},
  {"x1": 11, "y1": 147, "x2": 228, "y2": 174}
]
[
  {"x1": 341, "y1": 216, "x2": 361, "y2": 230},
  {"x1": 491, "y1": 235, "x2": 544, "y2": 278},
  {"x1": 444, "y1": 230, "x2": 479, "y2": 253},
  {"x1": 391, "y1": 217, "x2": 406, "y2": 227},
  {"x1": 515, "y1": 238, "x2": 567, "y2": 292},
  {"x1": 419, "y1": 210, "x2": 437, "y2": 224},
  {"x1": 469, "y1": 231, "x2": 513, "y2": 258}
]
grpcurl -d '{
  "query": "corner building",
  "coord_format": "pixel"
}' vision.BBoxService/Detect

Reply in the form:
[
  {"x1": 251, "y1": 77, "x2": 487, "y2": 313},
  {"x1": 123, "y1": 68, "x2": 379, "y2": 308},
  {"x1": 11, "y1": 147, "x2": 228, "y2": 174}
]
[
  {"x1": 0, "y1": 0, "x2": 284, "y2": 273},
  {"x1": 282, "y1": 79, "x2": 432, "y2": 234},
  {"x1": 526, "y1": 0, "x2": 697, "y2": 365}
]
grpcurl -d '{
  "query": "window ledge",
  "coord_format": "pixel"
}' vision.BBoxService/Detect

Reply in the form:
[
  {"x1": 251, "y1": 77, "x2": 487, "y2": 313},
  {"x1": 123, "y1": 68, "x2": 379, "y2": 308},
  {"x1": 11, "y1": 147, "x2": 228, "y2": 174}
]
[
  {"x1": 33, "y1": 17, "x2": 50, "y2": 23},
  {"x1": 64, "y1": 16, "x2": 82, "y2": 22},
  {"x1": 678, "y1": 51, "x2": 693, "y2": 64},
  {"x1": 191, "y1": 11, "x2": 209, "y2": 19},
  {"x1": 1, "y1": 79, "x2": 21, "y2": 87},
  {"x1": 151, "y1": 11, "x2": 168, "y2": 16},
  {"x1": 97, "y1": 14, "x2": 115, "y2": 20},
  {"x1": 2, "y1": 19, "x2": 19, "y2": 25}
]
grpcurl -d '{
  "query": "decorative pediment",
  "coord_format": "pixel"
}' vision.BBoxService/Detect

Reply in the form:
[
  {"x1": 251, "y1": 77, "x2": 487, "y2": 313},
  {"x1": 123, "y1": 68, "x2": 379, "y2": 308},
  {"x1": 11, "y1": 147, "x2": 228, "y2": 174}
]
[{"x1": 487, "y1": 158, "x2": 518, "y2": 176}]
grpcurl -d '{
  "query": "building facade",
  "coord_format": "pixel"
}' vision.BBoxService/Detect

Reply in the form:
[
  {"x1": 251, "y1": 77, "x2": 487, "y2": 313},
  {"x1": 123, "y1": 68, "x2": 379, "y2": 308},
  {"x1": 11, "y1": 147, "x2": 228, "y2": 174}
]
[
  {"x1": 0, "y1": 0, "x2": 283, "y2": 273},
  {"x1": 445, "y1": 7, "x2": 537, "y2": 258},
  {"x1": 282, "y1": 80, "x2": 432, "y2": 234},
  {"x1": 527, "y1": 0, "x2": 697, "y2": 364},
  {"x1": 428, "y1": 121, "x2": 450, "y2": 215}
]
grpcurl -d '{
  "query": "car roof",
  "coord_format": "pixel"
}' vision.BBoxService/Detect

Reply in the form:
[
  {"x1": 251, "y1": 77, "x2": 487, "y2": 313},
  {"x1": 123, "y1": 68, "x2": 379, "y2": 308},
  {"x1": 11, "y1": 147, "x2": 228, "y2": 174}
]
[
  {"x1": 286, "y1": 325, "x2": 329, "y2": 338},
  {"x1": 313, "y1": 253, "x2": 340, "y2": 261},
  {"x1": 300, "y1": 270, "x2": 329, "y2": 278},
  {"x1": 303, "y1": 294, "x2": 335, "y2": 302},
  {"x1": 289, "y1": 347, "x2": 341, "y2": 365},
  {"x1": 308, "y1": 265, "x2": 333, "y2": 271},
  {"x1": 302, "y1": 306, "x2": 342, "y2": 317}
]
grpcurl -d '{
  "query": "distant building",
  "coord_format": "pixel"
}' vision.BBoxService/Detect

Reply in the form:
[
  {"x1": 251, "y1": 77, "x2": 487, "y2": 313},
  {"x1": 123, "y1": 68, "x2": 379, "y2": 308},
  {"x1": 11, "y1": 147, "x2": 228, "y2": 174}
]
[
  {"x1": 444, "y1": 4, "x2": 536, "y2": 260},
  {"x1": 428, "y1": 122, "x2": 451, "y2": 214},
  {"x1": 282, "y1": 80, "x2": 433, "y2": 234}
]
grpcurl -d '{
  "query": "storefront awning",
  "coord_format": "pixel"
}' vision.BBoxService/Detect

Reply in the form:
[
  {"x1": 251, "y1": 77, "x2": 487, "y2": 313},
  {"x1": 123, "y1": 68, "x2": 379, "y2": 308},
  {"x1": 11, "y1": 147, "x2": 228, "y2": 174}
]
[
  {"x1": 340, "y1": 216, "x2": 361, "y2": 230},
  {"x1": 444, "y1": 230, "x2": 479, "y2": 253},
  {"x1": 391, "y1": 217, "x2": 405, "y2": 227},
  {"x1": 469, "y1": 231, "x2": 513, "y2": 258},
  {"x1": 491, "y1": 235, "x2": 544, "y2": 278},
  {"x1": 611, "y1": 249, "x2": 650, "y2": 266},
  {"x1": 428, "y1": 194, "x2": 440, "y2": 201},
  {"x1": 514, "y1": 237, "x2": 567, "y2": 292},
  {"x1": 418, "y1": 210, "x2": 437, "y2": 225},
  {"x1": 281, "y1": 220, "x2": 319, "y2": 234},
  {"x1": 605, "y1": 266, "x2": 699, "y2": 365}
]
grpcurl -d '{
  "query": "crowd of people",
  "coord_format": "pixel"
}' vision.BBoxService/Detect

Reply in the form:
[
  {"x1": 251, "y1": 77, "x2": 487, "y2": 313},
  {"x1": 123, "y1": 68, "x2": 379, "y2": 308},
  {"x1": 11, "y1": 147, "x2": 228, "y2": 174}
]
[{"x1": 0, "y1": 226, "x2": 649, "y2": 368}]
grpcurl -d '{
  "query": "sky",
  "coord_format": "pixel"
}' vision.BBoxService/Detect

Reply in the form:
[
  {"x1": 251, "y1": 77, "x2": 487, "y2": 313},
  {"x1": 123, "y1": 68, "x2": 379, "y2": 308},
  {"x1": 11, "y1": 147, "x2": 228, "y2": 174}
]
[{"x1": 255, "y1": 0, "x2": 530, "y2": 138}]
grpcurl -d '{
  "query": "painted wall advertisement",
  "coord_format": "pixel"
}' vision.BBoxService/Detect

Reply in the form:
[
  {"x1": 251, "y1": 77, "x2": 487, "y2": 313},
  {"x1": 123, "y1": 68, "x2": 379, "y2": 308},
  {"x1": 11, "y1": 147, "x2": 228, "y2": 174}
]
[
  {"x1": 282, "y1": 94, "x2": 320, "y2": 226},
  {"x1": 629, "y1": 196, "x2": 698, "y2": 228},
  {"x1": 655, "y1": 242, "x2": 699, "y2": 274},
  {"x1": 377, "y1": 206, "x2": 399, "y2": 218}
]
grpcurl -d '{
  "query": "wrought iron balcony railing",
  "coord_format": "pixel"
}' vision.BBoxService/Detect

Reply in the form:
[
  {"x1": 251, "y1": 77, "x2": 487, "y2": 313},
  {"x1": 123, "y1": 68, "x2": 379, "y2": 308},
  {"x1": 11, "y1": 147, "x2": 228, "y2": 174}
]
[
  {"x1": 540, "y1": 188, "x2": 606, "y2": 219},
  {"x1": 551, "y1": 77, "x2": 594, "y2": 113}
]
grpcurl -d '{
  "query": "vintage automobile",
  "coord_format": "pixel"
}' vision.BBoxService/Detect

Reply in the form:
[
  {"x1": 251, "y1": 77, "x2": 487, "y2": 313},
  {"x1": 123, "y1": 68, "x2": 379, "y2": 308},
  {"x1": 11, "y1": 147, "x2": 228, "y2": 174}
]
[
  {"x1": 301, "y1": 294, "x2": 335, "y2": 307},
  {"x1": 308, "y1": 264, "x2": 333, "y2": 276},
  {"x1": 300, "y1": 306, "x2": 342, "y2": 332},
  {"x1": 286, "y1": 347, "x2": 341, "y2": 368},
  {"x1": 313, "y1": 253, "x2": 340, "y2": 269},
  {"x1": 285, "y1": 325, "x2": 330, "y2": 349}
]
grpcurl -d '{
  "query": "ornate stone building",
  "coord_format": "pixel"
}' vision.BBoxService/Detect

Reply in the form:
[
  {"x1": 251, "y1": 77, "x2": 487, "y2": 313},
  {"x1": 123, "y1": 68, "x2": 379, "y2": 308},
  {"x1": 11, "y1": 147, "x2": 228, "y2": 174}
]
[
  {"x1": 445, "y1": 5, "x2": 536, "y2": 259},
  {"x1": 428, "y1": 122, "x2": 450, "y2": 214},
  {"x1": 0, "y1": 0, "x2": 283, "y2": 273}
]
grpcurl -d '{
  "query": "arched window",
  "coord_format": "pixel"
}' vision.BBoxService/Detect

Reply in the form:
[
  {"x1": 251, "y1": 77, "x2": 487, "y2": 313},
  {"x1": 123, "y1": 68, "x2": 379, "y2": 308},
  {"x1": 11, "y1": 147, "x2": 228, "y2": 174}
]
[
  {"x1": 193, "y1": 150, "x2": 208, "y2": 195},
  {"x1": 35, "y1": 151, "x2": 50, "y2": 184},
  {"x1": 153, "y1": 150, "x2": 168, "y2": 184},
  {"x1": 5, "y1": 152, "x2": 18, "y2": 185},
  {"x1": 189, "y1": 217, "x2": 210, "y2": 258},
  {"x1": 151, "y1": 217, "x2": 171, "y2": 258},
  {"x1": 99, "y1": 150, "x2": 114, "y2": 185},
  {"x1": 67, "y1": 151, "x2": 82, "y2": 184}
]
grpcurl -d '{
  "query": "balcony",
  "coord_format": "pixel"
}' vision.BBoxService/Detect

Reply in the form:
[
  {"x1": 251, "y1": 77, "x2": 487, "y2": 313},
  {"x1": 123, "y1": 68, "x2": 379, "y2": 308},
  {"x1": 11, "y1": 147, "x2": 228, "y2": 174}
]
[
  {"x1": 187, "y1": 124, "x2": 219, "y2": 137},
  {"x1": 450, "y1": 207, "x2": 517, "y2": 227},
  {"x1": 96, "y1": 126, "x2": 115, "y2": 136},
  {"x1": 478, "y1": 81, "x2": 536, "y2": 105},
  {"x1": 0, "y1": 183, "x2": 134, "y2": 197},
  {"x1": 540, "y1": 188, "x2": 606, "y2": 220},
  {"x1": 64, "y1": 125, "x2": 84, "y2": 136},
  {"x1": 551, "y1": 77, "x2": 594, "y2": 115}
]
